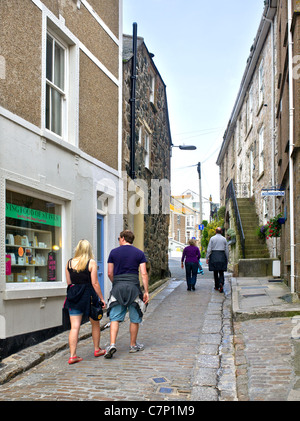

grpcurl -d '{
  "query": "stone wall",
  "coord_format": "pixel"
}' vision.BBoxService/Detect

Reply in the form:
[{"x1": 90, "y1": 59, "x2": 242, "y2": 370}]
[{"x1": 123, "y1": 37, "x2": 171, "y2": 283}]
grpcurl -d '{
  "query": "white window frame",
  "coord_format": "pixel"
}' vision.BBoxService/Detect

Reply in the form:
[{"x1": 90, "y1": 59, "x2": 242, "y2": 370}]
[
  {"x1": 150, "y1": 74, "x2": 155, "y2": 104},
  {"x1": 45, "y1": 30, "x2": 68, "y2": 138},
  {"x1": 144, "y1": 132, "x2": 150, "y2": 169},
  {"x1": 2, "y1": 178, "x2": 73, "y2": 299},
  {"x1": 247, "y1": 86, "x2": 253, "y2": 130},
  {"x1": 237, "y1": 116, "x2": 242, "y2": 151},
  {"x1": 259, "y1": 126, "x2": 264, "y2": 174},
  {"x1": 259, "y1": 60, "x2": 264, "y2": 106},
  {"x1": 138, "y1": 126, "x2": 142, "y2": 144},
  {"x1": 42, "y1": 16, "x2": 79, "y2": 147}
]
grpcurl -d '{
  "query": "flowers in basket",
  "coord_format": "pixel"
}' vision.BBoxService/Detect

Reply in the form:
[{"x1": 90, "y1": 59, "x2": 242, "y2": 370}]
[{"x1": 256, "y1": 214, "x2": 283, "y2": 240}]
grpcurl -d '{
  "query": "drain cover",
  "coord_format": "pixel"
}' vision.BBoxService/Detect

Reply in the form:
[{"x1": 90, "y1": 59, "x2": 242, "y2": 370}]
[
  {"x1": 159, "y1": 387, "x2": 174, "y2": 394},
  {"x1": 152, "y1": 377, "x2": 167, "y2": 384},
  {"x1": 242, "y1": 293, "x2": 266, "y2": 298}
]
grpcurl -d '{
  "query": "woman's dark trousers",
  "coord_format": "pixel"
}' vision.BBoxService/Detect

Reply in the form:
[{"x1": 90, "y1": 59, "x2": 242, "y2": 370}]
[{"x1": 185, "y1": 262, "x2": 198, "y2": 290}]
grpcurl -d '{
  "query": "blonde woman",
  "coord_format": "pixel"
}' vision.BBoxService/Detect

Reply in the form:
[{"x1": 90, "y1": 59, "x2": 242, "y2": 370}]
[{"x1": 64, "y1": 239, "x2": 106, "y2": 364}]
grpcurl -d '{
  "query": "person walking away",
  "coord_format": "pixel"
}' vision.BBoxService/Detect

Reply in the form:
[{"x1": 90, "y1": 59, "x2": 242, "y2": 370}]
[
  {"x1": 206, "y1": 227, "x2": 229, "y2": 293},
  {"x1": 181, "y1": 239, "x2": 201, "y2": 291},
  {"x1": 105, "y1": 230, "x2": 149, "y2": 359},
  {"x1": 64, "y1": 239, "x2": 106, "y2": 364}
]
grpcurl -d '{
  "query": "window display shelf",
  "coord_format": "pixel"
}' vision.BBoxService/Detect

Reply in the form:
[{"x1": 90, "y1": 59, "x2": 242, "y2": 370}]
[{"x1": 6, "y1": 224, "x2": 53, "y2": 283}]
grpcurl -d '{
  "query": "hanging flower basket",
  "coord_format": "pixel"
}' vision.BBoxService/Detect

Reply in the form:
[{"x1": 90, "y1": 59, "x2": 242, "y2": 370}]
[{"x1": 266, "y1": 214, "x2": 282, "y2": 239}]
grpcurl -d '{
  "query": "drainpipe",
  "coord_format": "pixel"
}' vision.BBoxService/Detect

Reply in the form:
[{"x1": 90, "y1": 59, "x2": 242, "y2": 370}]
[
  {"x1": 263, "y1": 14, "x2": 276, "y2": 258},
  {"x1": 287, "y1": 0, "x2": 295, "y2": 293},
  {"x1": 130, "y1": 23, "x2": 138, "y2": 180}
]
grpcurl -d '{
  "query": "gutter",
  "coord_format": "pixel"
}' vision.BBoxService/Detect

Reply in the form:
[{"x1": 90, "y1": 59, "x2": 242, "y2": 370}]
[
  {"x1": 130, "y1": 23, "x2": 138, "y2": 180},
  {"x1": 287, "y1": 0, "x2": 295, "y2": 293}
]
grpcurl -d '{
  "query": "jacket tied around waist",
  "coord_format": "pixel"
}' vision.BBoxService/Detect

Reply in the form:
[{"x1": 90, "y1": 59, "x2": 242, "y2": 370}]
[{"x1": 107, "y1": 273, "x2": 147, "y2": 318}]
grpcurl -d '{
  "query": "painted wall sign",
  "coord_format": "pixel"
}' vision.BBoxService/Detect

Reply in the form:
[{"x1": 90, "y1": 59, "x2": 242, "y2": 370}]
[{"x1": 6, "y1": 203, "x2": 61, "y2": 227}]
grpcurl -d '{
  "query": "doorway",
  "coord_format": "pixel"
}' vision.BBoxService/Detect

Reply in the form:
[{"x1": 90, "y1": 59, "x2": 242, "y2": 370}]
[{"x1": 97, "y1": 214, "x2": 105, "y2": 297}]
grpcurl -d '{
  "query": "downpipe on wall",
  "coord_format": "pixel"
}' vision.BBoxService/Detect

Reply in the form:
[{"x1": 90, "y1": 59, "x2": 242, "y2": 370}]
[{"x1": 288, "y1": 0, "x2": 295, "y2": 293}]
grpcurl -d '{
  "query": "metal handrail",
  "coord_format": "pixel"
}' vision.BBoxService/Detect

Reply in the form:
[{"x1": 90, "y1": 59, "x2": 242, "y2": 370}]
[{"x1": 226, "y1": 179, "x2": 245, "y2": 259}]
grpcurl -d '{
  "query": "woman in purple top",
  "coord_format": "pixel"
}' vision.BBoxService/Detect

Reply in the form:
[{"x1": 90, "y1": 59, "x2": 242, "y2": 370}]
[{"x1": 181, "y1": 239, "x2": 201, "y2": 291}]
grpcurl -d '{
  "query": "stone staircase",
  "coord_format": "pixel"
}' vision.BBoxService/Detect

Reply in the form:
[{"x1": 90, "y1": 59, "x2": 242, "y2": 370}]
[
  {"x1": 237, "y1": 198, "x2": 269, "y2": 259},
  {"x1": 236, "y1": 198, "x2": 273, "y2": 277}
]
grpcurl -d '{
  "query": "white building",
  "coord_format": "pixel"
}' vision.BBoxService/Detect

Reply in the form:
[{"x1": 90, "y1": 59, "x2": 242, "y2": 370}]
[{"x1": 0, "y1": 0, "x2": 123, "y2": 357}]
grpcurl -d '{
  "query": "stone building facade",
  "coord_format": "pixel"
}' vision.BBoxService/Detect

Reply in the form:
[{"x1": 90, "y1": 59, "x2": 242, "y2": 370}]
[
  {"x1": 276, "y1": 0, "x2": 300, "y2": 294},
  {"x1": 122, "y1": 34, "x2": 172, "y2": 283},
  {"x1": 217, "y1": 2, "x2": 279, "y2": 249},
  {"x1": 217, "y1": 0, "x2": 300, "y2": 295},
  {"x1": 0, "y1": 0, "x2": 123, "y2": 357}
]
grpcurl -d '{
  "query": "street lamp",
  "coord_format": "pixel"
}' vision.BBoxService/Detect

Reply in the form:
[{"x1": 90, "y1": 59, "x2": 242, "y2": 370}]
[{"x1": 171, "y1": 144, "x2": 197, "y2": 150}]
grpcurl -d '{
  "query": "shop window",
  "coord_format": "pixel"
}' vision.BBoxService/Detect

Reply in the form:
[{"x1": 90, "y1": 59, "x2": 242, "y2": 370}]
[{"x1": 5, "y1": 190, "x2": 62, "y2": 283}]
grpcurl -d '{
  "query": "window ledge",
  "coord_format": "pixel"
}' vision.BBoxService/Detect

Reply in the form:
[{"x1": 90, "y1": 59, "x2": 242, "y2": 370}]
[{"x1": 2, "y1": 282, "x2": 67, "y2": 301}]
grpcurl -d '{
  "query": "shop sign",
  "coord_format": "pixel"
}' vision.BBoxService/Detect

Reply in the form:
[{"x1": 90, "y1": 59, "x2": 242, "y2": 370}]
[
  {"x1": 6, "y1": 255, "x2": 11, "y2": 275},
  {"x1": 47, "y1": 252, "x2": 56, "y2": 281},
  {"x1": 261, "y1": 189, "x2": 285, "y2": 197},
  {"x1": 6, "y1": 203, "x2": 61, "y2": 227}
]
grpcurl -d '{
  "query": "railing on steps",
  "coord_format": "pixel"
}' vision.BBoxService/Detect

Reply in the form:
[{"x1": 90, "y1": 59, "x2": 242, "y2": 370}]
[
  {"x1": 226, "y1": 179, "x2": 245, "y2": 259},
  {"x1": 234, "y1": 182, "x2": 251, "y2": 198}
]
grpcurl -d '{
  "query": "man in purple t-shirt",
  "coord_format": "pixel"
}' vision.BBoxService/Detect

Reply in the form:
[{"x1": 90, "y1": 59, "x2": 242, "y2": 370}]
[{"x1": 105, "y1": 230, "x2": 149, "y2": 358}]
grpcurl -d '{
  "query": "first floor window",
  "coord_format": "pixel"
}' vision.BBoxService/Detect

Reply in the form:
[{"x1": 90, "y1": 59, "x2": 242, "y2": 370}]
[
  {"x1": 5, "y1": 190, "x2": 62, "y2": 283},
  {"x1": 46, "y1": 32, "x2": 66, "y2": 137},
  {"x1": 259, "y1": 126, "x2": 264, "y2": 174}
]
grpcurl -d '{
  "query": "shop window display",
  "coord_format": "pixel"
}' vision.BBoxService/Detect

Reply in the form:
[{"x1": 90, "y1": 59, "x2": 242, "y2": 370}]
[{"x1": 5, "y1": 190, "x2": 62, "y2": 283}]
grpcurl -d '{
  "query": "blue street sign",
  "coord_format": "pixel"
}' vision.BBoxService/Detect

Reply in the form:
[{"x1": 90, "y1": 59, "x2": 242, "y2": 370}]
[{"x1": 199, "y1": 224, "x2": 204, "y2": 231}]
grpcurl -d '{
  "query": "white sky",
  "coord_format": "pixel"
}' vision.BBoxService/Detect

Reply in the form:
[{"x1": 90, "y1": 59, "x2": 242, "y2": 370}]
[{"x1": 123, "y1": 0, "x2": 264, "y2": 204}]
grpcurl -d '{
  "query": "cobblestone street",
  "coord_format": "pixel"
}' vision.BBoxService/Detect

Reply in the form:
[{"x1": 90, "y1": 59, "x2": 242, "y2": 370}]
[
  {"x1": 0, "y1": 259, "x2": 234, "y2": 401},
  {"x1": 0, "y1": 259, "x2": 299, "y2": 403}
]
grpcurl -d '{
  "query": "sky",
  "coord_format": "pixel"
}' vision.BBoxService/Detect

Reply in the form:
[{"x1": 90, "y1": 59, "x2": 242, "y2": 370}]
[{"x1": 123, "y1": 0, "x2": 265, "y2": 205}]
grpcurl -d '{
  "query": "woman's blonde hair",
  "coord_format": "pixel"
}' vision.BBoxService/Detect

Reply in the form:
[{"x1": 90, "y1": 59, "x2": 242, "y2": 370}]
[
  {"x1": 73, "y1": 239, "x2": 94, "y2": 272},
  {"x1": 188, "y1": 239, "x2": 197, "y2": 246}
]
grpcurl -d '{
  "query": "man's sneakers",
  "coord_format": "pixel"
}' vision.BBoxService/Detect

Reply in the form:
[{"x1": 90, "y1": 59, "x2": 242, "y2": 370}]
[
  {"x1": 104, "y1": 344, "x2": 117, "y2": 359},
  {"x1": 129, "y1": 342, "x2": 144, "y2": 353},
  {"x1": 104, "y1": 342, "x2": 145, "y2": 358}
]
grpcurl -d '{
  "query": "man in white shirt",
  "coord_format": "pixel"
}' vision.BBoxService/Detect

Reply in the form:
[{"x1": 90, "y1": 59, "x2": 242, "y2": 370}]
[{"x1": 206, "y1": 227, "x2": 229, "y2": 293}]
